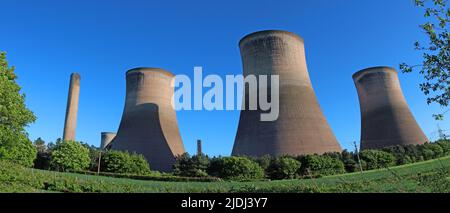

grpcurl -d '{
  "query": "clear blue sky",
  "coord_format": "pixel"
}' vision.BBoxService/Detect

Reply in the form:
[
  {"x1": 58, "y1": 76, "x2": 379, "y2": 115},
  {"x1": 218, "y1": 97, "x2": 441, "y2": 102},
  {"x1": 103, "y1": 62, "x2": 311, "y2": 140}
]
[{"x1": 1, "y1": 0, "x2": 448, "y2": 156}]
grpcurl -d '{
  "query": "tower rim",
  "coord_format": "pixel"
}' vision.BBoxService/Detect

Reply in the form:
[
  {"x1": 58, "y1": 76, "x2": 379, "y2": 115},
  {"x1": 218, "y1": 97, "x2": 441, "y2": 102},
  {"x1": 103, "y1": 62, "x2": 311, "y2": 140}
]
[
  {"x1": 239, "y1": 30, "x2": 304, "y2": 47},
  {"x1": 126, "y1": 67, "x2": 174, "y2": 77},
  {"x1": 352, "y1": 66, "x2": 397, "y2": 81}
]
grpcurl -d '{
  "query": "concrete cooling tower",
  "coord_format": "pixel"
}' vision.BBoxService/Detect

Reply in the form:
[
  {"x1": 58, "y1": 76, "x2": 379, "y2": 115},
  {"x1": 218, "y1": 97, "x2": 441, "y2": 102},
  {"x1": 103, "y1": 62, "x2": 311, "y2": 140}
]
[
  {"x1": 100, "y1": 132, "x2": 116, "y2": 149},
  {"x1": 110, "y1": 68, "x2": 185, "y2": 171},
  {"x1": 232, "y1": 30, "x2": 342, "y2": 157},
  {"x1": 353, "y1": 66, "x2": 428, "y2": 149},
  {"x1": 63, "y1": 73, "x2": 80, "y2": 141}
]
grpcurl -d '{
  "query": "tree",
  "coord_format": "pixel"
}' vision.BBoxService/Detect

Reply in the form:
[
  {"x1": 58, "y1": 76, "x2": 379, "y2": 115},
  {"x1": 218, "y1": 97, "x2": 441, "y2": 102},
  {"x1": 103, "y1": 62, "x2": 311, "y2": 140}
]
[
  {"x1": 50, "y1": 140, "x2": 90, "y2": 171},
  {"x1": 400, "y1": 0, "x2": 450, "y2": 120},
  {"x1": 173, "y1": 153, "x2": 210, "y2": 177},
  {"x1": 207, "y1": 156, "x2": 264, "y2": 180},
  {"x1": 266, "y1": 156, "x2": 300, "y2": 180},
  {"x1": 101, "y1": 150, "x2": 151, "y2": 175},
  {"x1": 359, "y1": 150, "x2": 396, "y2": 170},
  {"x1": 0, "y1": 52, "x2": 37, "y2": 167}
]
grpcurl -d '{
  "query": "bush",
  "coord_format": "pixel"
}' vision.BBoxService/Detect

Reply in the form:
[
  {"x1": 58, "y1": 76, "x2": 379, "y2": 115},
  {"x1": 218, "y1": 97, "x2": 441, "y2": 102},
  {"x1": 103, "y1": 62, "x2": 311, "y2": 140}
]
[
  {"x1": 255, "y1": 155, "x2": 273, "y2": 171},
  {"x1": 341, "y1": 150, "x2": 359, "y2": 172},
  {"x1": 436, "y1": 140, "x2": 450, "y2": 155},
  {"x1": 266, "y1": 156, "x2": 300, "y2": 180},
  {"x1": 101, "y1": 150, "x2": 150, "y2": 175},
  {"x1": 0, "y1": 135, "x2": 36, "y2": 167},
  {"x1": 50, "y1": 140, "x2": 90, "y2": 171},
  {"x1": 382, "y1": 145, "x2": 414, "y2": 165},
  {"x1": 421, "y1": 143, "x2": 444, "y2": 159},
  {"x1": 207, "y1": 156, "x2": 264, "y2": 180},
  {"x1": 300, "y1": 155, "x2": 345, "y2": 177},
  {"x1": 173, "y1": 153, "x2": 209, "y2": 177},
  {"x1": 359, "y1": 150, "x2": 395, "y2": 170}
]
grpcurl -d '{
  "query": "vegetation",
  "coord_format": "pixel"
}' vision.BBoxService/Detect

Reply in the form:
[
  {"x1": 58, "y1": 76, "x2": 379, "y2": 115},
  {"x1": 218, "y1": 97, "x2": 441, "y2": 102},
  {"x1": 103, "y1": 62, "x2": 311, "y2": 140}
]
[
  {"x1": 0, "y1": 52, "x2": 36, "y2": 167},
  {"x1": 400, "y1": 0, "x2": 449, "y2": 120},
  {"x1": 173, "y1": 153, "x2": 209, "y2": 177},
  {"x1": 299, "y1": 154, "x2": 345, "y2": 177},
  {"x1": 207, "y1": 156, "x2": 264, "y2": 180},
  {"x1": 101, "y1": 150, "x2": 151, "y2": 175},
  {"x1": 50, "y1": 140, "x2": 90, "y2": 171},
  {"x1": 359, "y1": 150, "x2": 396, "y2": 170},
  {"x1": 266, "y1": 156, "x2": 300, "y2": 180},
  {"x1": 1, "y1": 156, "x2": 448, "y2": 193}
]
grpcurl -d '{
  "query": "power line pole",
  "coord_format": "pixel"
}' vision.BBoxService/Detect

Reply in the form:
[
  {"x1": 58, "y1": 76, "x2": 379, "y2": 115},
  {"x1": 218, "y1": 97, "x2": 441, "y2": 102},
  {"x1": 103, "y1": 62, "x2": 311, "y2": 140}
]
[
  {"x1": 437, "y1": 124, "x2": 447, "y2": 140},
  {"x1": 354, "y1": 141, "x2": 364, "y2": 174}
]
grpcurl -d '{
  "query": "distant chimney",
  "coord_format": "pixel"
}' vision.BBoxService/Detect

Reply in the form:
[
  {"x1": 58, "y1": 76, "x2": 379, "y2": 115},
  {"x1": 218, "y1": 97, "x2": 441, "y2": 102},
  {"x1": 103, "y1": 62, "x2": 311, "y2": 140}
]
[{"x1": 197, "y1": 139, "x2": 202, "y2": 156}]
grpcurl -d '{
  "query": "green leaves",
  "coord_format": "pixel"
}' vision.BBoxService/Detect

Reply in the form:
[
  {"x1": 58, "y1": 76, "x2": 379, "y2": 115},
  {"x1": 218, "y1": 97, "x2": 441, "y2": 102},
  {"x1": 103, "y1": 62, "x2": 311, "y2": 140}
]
[
  {"x1": 400, "y1": 0, "x2": 449, "y2": 120},
  {"x1": 50, "y1": 140, "x2": 90, "y2": 171}
]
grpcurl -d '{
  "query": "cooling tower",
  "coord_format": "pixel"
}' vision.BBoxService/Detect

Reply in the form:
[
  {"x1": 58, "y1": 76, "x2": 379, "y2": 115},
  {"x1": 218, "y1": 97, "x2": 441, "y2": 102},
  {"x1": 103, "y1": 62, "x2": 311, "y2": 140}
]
[
  {"x1": 63, "y1": 73, "x2": 80, "y2": 141},
  {"x1": 353, "y1": 66, "x2": 428, "y2": 149},
  {"x1": 111, "y1": 68, "x2": 185, "y2": 172},
  {"x1": 232, "y1": 30, "x2": 341, "y2": 157},
  {"x1": 100, "y1": 132, "x2": 116, "y2": 149}
]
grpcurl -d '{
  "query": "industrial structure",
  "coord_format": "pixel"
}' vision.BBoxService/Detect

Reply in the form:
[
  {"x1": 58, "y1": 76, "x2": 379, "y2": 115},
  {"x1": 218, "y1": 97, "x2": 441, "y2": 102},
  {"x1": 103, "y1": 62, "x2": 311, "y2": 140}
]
[
  {"x1": 110, "y1": 68, "x2": 185, "y2": 172},
  {"x1": 353, "y1": 66, "x2": 428, "y2": 149},
  {"x1": 100, "y1": 132, "x2": 116, "y2": 149},
  {"x1": 63, "y1": 73, "x2": 80, "y2": 141},
  {"x1": 232, "y1": 30, "x2": 342, "y2": 156}
]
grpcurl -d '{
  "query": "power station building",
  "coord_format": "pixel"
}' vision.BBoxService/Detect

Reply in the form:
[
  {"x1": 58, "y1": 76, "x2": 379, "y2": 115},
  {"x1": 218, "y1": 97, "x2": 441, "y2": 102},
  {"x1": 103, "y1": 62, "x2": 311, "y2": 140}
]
[
  {"x1": 353, "y1": 66, "x2": 428, "y2": 149},
  {"x1": 110, "y1": 68, "x2": 185, "y2": 172},
  {"x1": 232, "y1": 30, "x2": 342, "y2": 157},
  {"x1": 63, "y1": 73, "x2": 80, "y2": 141}
]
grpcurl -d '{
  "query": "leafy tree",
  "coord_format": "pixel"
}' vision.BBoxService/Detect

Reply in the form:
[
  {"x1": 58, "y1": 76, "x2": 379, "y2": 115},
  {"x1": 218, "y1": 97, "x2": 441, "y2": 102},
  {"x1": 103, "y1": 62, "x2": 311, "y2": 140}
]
[
  {"x1": 173, "y1": 153, "x2": 209, "y2": 177},
  {"x1": 207, "y1": 156, "x2": 264, "y2": 180},
  {"x1": 341, "y1": 150, "x2": 359, "y2": 172},
  {"x1": 300, "y1": 155, "x2": 345, "y2": 177},
  {"x1": 266, "y1": 156, "x2": 300, "y2": 180},
  {"x1": 50, "y1": 140, "x2": 90, "y2": 171},
  {"x1": 360, "y1": 150, "x2": 396, "y2": 170},
  {"x1": 101, "y1": 150, "x2": 150, "y2": 175},
  {"x1": 400, "y1": 0, "x2": 450, "y2": 120},
  {"x1": 0, "y1": 52, "x2": 37, "y2": 167}
]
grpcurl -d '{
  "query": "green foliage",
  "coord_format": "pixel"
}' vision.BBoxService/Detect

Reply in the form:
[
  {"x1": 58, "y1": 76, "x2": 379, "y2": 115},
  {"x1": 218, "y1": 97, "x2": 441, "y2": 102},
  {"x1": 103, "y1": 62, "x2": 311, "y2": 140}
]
[
  {"x1": 266, "y1": 156, "x2": 300, "y2": 180},
  {"x1": 50, "y1": 140, "x2": 90, "y2": 171},
  {"x1": 255, "y1": 154, "x2": 273, "y2": 171},
  {"x1": 173, "y1": 153, "x2": 210, "y2": 177},
  {"x1": 0, "y1": 52, "x2": 36, "y2": 167},
  {"x1": 341, "y1": 150, "x2": 359, "y2": 172},
  {"x1": 101, "y1": 150, "x2": 150, "y2": 175},
  {"x1": 207, "y1": 156, "x2": 264, "y2": 180},
  {"x1": 300, "y1": 155, "x2": 345, "y2": 177},
  {"x1": 421, "y1": 142, "x2": 444, "y2": 159},
  {"x1": 436, "y1": 139, "x2": 450, "y2": 154},
  {"x1": 400, "y1": 0, "x2": 449, "y2": 119},
  {"x1": 360, "y1": 150, "x2": 396, "y2": 170}
]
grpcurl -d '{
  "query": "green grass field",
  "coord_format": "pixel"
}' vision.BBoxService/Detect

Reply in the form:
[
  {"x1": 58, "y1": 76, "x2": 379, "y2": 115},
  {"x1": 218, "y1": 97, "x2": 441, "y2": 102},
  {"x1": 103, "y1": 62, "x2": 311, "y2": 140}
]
[{"x1": 1, "y1": 156, "x2": 449, "y2": 193}]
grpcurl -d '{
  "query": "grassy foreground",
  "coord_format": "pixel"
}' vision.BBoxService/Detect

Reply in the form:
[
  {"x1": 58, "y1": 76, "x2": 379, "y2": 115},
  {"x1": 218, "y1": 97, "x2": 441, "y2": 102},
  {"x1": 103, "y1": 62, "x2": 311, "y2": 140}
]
[{"x1": 1, "y1": 156, "x2": 449, "y2": 193}]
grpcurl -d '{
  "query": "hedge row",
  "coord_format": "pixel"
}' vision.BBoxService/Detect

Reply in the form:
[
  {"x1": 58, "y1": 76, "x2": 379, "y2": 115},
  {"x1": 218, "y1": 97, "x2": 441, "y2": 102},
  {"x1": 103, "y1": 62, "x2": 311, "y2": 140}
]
[{"x1": 174, "y1": 140, "x2": 450, "y2": 180}]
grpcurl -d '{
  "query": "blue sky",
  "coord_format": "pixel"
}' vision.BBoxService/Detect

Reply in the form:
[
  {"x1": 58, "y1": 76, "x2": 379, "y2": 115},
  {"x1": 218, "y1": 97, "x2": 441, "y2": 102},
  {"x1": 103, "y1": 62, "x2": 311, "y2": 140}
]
[{"x1": 1, "y1": 0, "x2": 448, "y2": 156}]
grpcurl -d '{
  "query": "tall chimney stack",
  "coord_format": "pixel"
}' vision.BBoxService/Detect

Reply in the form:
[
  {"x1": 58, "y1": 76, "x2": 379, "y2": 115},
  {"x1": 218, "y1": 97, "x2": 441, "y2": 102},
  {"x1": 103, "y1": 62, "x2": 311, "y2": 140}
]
[
  {"x1": 197, "y1": 139, "x2": 202, "y2": 156},
  {"x1": 63, "y1": 73, "x2": 80, "y2": 141}
]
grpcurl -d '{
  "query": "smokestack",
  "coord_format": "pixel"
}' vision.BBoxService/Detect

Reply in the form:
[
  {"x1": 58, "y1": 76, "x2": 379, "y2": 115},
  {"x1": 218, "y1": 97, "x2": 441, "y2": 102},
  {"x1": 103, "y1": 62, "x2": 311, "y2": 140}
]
[
  {"x1": 353, "y1": 66, "x2": 428, "y2": 149},
  {"x1": 101, "y1": 132, "x2": 116, "y2": 149},
  {"x1": 111, "y1": 68, "x2": 185, "y2": 172},
  {"x1": 232, "y1": 30, "x2": 341, "y2": 157},
  {"x1": 63, "y1": 73, "x2": 80, "y2": 141},
  {"x1": 197, "y1": 139, "x2": 202, "y2": 156}
]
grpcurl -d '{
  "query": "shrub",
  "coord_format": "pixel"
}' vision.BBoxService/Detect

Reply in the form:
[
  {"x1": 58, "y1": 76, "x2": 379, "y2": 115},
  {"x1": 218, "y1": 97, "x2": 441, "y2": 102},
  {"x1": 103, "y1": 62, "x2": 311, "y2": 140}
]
[
  {"x1": 300, "y1": 155, "x2": 345, "y2": 177},
  {"x1": 359, "y1": 150, "x2": 395, "y2": 170},
  {"x1": 341, "y1": 150, "x2": 359, "y2": 172},
  {"x1": 382, "y1": 145, "x2": 414, "y2": 165},
  {"x1": 173, "y1": 153, "x2": 209, "y2": 177},
  {"x1": 207, "y1": 156, "x2": 264, "y2": 180},
  {"x1": 255, "y1": 155, "x2": 273, "y2": 171},
  {"x1": 436, "y1": 140, "x2": 450, "y2": 155},
  {"x1": 101, "y1": 150, "x2": 150, "y2": 175},
  {"x1": 266, "y1": 156, "x2": 300, "y2": 180},
  {"x1": 421, "y1": 143, "x2": 444, "y2": 159},
  {"x1": 50, "y1": 140, "x2": 90, "y2": 171}
]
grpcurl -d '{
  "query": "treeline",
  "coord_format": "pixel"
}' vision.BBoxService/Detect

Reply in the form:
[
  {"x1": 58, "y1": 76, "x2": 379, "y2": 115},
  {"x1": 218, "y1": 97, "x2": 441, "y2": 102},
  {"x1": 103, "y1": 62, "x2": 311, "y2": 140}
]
[
  {"x1": 34, "y1": 139, "x2": 152, "y2": 175},
  {"x1": 173, "y1": 140, "x2": 450, "y2": 180}
]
